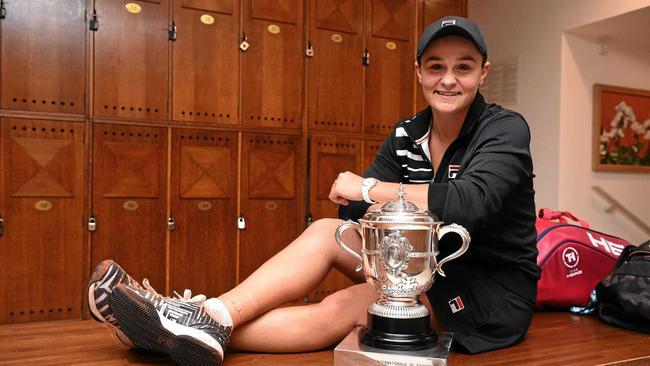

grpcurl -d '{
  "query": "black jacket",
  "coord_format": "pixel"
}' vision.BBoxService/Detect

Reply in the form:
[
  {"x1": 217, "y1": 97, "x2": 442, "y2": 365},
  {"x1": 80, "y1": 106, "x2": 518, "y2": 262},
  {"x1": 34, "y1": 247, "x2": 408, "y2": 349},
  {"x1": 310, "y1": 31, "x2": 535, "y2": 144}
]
[{"x1": 340, "y1": 93, "x2": 540, "y2": 301}]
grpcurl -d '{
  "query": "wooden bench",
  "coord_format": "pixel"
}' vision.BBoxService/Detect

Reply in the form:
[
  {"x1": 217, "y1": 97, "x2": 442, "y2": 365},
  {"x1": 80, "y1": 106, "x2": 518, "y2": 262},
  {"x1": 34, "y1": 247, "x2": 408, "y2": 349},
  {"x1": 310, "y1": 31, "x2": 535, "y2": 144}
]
[{"x1": 1, "y1": 312, "x2": 649, "y2": 365}]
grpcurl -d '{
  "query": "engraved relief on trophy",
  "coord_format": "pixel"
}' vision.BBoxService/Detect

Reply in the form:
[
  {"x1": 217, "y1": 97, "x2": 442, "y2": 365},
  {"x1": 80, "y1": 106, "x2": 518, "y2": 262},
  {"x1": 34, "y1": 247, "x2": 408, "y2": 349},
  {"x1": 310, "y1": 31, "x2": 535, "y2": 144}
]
[{"x1": 380, "y1": 232, "x2": 412, "y2": 275}]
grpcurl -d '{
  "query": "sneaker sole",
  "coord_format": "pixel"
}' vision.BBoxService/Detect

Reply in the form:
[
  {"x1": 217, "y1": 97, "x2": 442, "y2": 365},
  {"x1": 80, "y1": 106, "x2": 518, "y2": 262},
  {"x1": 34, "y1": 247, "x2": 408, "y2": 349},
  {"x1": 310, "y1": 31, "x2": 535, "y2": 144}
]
[{"x1": 112, "y1": 285, "x2": 223, "y2": 366}]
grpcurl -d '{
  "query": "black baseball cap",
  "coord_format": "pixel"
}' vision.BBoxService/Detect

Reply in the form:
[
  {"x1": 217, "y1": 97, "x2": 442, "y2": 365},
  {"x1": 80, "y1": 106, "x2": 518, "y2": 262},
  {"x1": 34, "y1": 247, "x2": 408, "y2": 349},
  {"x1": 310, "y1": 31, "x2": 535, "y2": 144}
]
[{"x1": 417, "y1": 16, "x2": 488, "y2": 61}]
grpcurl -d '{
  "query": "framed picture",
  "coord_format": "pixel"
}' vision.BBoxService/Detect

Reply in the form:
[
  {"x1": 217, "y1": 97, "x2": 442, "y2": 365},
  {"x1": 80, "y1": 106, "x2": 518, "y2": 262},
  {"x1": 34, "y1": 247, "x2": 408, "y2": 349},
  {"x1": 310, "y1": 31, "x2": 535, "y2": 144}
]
[{"x1": 593, "y1": 84, "x2": 650, "y2": 173}]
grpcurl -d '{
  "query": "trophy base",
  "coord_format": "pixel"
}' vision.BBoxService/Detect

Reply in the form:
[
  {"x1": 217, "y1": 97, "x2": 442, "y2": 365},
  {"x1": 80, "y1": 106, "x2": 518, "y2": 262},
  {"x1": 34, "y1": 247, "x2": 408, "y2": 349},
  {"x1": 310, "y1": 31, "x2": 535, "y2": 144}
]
[
  {"x1": 362, "y1": 312, "x2": 437, "y2": 351},
  {"x1": 334, "y1": 326, "x2": 453, "y2": 366}
]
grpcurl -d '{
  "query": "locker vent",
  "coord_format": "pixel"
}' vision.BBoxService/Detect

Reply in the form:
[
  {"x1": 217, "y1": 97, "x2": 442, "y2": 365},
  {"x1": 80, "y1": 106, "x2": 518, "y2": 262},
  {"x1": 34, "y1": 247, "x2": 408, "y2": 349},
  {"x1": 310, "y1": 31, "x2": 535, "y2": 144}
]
[
  {"x1": 101, "y1": 130, "x2": 159, "y2": 139},
  {"x1": 367, "y1": 124, "x2": 392, "y2": 132},
  {"x1": 248, "y1": 138, "x2": 294, "y2": 145},
  {"x1": 103, "y1": 105, "x2": 159, "y2": 113},
  {"x1": 180, "y1": 135, "x2": 230, "y2": 142},
  {"x1": 11, "y1": 97, "x2": 76, "y2": 107},
  {"x1": 9, "y1": 307, "x2": 73, "y2": 317},
  {"x1": 314, "y1": 120, "x2": 355, "y2": 128},
  {"x1": 316, "y1": 142, "x2": 356, "y2": 148},
  {"x1": 181, "y1": 111, "x2": 230, "y2": 119},
  {"x1": 249, "y1": 115, "x2": 295, "y2": 123},
  {"x1": 11, "y1": 125, "x2": 75, "y2": 134}
]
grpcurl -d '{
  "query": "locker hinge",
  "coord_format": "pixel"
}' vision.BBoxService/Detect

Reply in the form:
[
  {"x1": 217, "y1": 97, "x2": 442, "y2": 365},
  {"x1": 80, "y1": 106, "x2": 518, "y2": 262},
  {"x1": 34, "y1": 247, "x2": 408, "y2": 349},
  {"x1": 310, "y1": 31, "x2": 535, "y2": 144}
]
[
  {"x1": 0, "y1": 216, "x2": 4, "y2": 237},
  {"x1": 239, "y1": 32, "x2": 249, "y2": 52},
  {"x1": 89, "y1": 10, "x2": 98, "y2": 31},
  {"x1": 87, "y1": 216, "x2": 96, "y2": 232},
  {"x1": 167, "y1": 216, "x2": 176, "y2": 231},
  {"x1": 305, "y1": 41, "x2": 314, "y2": 57},
  {"x1": 362, "y1": 49, "x2": 370, "y2": 66},
  {"x1": 168, "y1": 21, "x2": 177, "y2": 41},
  {"x1": 237, "y1": 216, "x2": 246, "y2": 230},
  {"x1": 0, "y1": 1, "x2": 7, "y2": 20}
]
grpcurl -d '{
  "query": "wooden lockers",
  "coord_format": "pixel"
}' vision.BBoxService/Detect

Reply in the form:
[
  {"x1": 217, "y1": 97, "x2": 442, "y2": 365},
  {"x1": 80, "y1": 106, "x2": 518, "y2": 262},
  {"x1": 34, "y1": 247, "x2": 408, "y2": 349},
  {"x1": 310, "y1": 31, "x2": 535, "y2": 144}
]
[{"x1": 0, "y1": 0, "x2": 465, "y2": 323}]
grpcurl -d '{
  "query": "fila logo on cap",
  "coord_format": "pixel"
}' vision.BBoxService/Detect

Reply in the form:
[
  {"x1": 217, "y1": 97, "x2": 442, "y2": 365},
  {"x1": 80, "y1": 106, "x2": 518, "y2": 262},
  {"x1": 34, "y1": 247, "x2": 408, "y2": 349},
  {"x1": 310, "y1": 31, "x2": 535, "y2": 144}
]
[
  {"x1": 449, "y1": 296, "x2": 464, "y2": 313},
  {"x1": 448, "y1": 165, "x2": 460, "y2": 179},
  {"x1": 441, "y1": 19, "x2": 456, "y2": 27}
]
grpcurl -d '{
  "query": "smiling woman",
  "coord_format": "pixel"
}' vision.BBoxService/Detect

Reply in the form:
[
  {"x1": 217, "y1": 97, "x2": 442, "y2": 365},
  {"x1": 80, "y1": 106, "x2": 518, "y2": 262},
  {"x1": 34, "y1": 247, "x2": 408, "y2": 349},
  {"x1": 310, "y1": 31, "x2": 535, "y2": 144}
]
[{"x1": 86, "y1": 16, "x2": 540, "y2": 365}]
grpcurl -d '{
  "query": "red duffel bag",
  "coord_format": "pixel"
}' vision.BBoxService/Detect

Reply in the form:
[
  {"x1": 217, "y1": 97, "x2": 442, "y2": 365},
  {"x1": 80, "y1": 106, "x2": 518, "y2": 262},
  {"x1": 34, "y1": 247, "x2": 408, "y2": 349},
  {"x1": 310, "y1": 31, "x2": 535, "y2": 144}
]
[{"x1": 535, "y1": 208, "x2": 631, "y2": 309}]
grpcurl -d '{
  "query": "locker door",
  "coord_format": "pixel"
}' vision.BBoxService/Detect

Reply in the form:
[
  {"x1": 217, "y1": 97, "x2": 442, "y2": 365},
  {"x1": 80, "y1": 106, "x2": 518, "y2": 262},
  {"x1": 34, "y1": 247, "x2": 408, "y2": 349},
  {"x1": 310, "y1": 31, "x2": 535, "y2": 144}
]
[
  {"x1": 307, "y1": 0, "x2": 363, "y2": 133},
  {"x1": 309, "y1": 135, "x2": 362, "y2": 220},
  {"x1": 364, "y1": 0, "x2": 415, "y2": 137},
  {"x1": 0, "y1": 1, "x2": 85, "y2": 114},
  {"x1": 93, "y1": 0, "x2": 169, "y2": 120},
  {"x1": 242, "y1": 0, "x2": 304, "y2": 130},
  {"x1": 240, "y1": 133, "x2": 303, "y2": 280},
  {"x1": 416, "y1": 0, "x2": 465, "y2": 110},
  {"x1": 170, "y1": 129, "x2": 237, "y2": 297},
  {"x1": 307, "y1": 134, "x2": 361, "y2": 301},
  {"x1": 363, "y1": 139, "x2": 384, "y2": 172},
  {"x1": 91, "y1": 124, "x2": 167, "y2": 289},
  {"x1": 0, "y1": 119, "x2": 84, "y2": 324},
  {"x1": 172, "y1": 1, "x2": 239, "y2": 126}
]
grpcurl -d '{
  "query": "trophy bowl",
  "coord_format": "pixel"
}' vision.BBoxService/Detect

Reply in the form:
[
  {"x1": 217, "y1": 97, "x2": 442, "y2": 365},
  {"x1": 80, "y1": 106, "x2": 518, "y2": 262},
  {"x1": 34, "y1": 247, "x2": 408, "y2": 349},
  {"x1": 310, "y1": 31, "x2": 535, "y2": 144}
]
[{"x1": 336, "y1": 184, "x2": 470, "y2": 351}]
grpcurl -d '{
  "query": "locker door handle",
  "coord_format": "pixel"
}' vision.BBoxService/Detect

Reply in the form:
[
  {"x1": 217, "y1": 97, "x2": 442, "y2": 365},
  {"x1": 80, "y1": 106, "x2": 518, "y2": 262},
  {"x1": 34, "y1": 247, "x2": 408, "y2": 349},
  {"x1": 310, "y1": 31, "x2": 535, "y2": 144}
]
[
  {"x1": 167, "y1": 216, "x2": 176, "y2": 231},
  {"x1": 88, "y1": 216, "x2": 96, "y2": 232},
  {"x1": 89, "y1": 9, "x2": 98, "y2": 31},
  {"x1": 362, "y1": 49, "x2": 370, "y2": 66},
  {"x1": 0, "y1": 217, "x2": 4, "y2": 237},
  {"x1": 239, "y1": 32, "x2": 250, "y2": 51},
  {"x1": 168, "y1": 21, "x2": 177, "y2": 41}
]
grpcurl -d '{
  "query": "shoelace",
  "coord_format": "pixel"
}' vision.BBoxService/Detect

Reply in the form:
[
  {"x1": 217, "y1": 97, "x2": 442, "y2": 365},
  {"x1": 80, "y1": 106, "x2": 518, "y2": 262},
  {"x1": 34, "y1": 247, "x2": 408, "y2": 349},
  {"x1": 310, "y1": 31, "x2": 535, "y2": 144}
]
[{"x1": 141, "y1": 278, "x2": 207, "y2": 302}]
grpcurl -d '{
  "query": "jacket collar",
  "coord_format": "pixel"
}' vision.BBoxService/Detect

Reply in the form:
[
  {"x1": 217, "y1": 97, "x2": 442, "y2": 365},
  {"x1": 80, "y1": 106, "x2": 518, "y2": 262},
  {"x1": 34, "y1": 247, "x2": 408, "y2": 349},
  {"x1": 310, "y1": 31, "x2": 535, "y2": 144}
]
[{"x1": 403, "y1": 92, "x2": 487, "y2": 142}]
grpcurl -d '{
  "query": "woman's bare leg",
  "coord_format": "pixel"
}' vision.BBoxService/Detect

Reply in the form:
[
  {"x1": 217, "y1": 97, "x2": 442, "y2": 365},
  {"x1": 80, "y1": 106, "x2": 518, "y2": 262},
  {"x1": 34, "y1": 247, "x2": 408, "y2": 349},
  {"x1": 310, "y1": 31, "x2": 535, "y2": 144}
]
[
  {"x1": 216, "y1": 218, "x2": 364, "y2": 327},
  {"x1": 230, "y1": 284, "x2": 377, "y2": 352}
]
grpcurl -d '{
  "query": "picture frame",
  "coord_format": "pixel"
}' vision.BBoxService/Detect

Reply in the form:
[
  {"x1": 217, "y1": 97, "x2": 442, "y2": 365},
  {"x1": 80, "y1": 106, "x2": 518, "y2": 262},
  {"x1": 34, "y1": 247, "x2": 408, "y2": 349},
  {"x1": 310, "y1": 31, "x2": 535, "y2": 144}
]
[{"x1": 593, "y1": 84, "x2": 650, "y2": 173}]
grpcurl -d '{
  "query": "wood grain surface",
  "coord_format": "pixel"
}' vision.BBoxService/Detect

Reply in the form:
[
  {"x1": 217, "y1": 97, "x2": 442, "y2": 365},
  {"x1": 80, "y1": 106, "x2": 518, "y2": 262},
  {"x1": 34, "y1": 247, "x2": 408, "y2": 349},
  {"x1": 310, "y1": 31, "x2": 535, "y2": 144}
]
[{"x1": 1, "y1": 312, "x2": 649, "y2": 365}]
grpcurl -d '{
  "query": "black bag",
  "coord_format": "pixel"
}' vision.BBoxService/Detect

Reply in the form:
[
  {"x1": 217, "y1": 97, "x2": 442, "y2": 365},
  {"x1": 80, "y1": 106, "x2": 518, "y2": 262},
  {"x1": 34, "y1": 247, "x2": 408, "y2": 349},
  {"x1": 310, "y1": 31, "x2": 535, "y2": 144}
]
[{"x1": 596, "y1": 240, "x2": 650, "y2": 333}]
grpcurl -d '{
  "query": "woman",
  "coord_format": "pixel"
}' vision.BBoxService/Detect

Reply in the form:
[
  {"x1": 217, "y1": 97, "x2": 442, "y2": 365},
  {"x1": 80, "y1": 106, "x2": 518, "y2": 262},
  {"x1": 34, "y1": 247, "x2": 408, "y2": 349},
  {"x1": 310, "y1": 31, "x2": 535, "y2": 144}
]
[{"x1": 88, "y1": 16, "x2": 539, "y2": 365}]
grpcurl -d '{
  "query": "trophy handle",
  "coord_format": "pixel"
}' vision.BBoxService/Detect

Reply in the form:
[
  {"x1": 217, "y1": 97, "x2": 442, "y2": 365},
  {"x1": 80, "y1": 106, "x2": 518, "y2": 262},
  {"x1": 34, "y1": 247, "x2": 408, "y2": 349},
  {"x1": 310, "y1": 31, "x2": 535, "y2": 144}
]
[
  {"x1": 335, "y1": 220, "x2": 364, "y2": 272},
  {"x1": 435, "y1": 223, "x2": 471, "y2": 277}
]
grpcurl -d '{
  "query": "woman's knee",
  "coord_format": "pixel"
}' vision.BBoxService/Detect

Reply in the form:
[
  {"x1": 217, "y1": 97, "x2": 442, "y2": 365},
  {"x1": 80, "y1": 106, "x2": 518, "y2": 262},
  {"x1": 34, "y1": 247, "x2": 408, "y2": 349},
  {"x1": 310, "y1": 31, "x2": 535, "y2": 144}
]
[
  {"x1": 318, "y1": 284, "x2": 376, "y2": 327},
  {"x1": 306, "y1": 218, "x2": 343, "y2": 234}
]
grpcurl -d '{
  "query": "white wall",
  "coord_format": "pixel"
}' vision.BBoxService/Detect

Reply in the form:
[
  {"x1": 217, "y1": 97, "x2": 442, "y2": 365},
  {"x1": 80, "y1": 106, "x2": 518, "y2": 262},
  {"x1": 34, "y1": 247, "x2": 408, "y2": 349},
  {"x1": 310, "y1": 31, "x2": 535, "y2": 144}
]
[
  {"x1": 559, "y1": 31, "x2": 650, "y2": 244},
  {"x1": 468, "y1": 0, "x2": 650, "y2": 243}
]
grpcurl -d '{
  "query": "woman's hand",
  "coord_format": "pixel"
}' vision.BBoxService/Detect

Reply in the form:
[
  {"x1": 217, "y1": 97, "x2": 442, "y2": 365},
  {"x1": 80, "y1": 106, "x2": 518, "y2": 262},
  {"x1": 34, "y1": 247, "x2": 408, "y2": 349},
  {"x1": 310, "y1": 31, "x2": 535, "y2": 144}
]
[{"x1": 328, "y1": 171, "x2": 364, "y2": 205}]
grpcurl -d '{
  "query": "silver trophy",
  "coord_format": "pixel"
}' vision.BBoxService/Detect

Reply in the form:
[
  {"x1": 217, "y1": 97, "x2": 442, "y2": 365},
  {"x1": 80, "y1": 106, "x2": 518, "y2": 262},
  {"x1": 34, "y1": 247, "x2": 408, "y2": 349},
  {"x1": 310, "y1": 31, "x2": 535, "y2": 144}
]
[{"x1": 336, "y1": 184, "x2": 470, "y2": 351}]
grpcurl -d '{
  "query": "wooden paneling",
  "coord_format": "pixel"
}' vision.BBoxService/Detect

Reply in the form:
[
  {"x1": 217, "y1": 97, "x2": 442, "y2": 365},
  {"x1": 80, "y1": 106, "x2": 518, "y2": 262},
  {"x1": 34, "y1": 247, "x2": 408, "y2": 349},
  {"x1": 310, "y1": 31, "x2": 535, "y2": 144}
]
[
  {"x1": 239, "y1": 133, "x2": 303, "y2": 280},
  {"x1": 307, "y1": 0, "x2": 363, "y2": 133},
  {"x1": 169, "y1": 128, "x2": 238, "y2": 297},
  {"x1": 0, "y1": 1, "x2": 85, "y2": 114},
  {"x1": 309, "y1": 135, "x2": 361, "y2": 220},
  {"x1": 416, "y1": 0, "x2": 465, "y2": 110},
  {"x1": 172, "y1": 0, "x2": 239, "y2": 125},
  {"x1": 363, "y1": 139, "x2": 383, "y2": 172},
  {"x1": 0, "y1": 119, "x2": 84, "y2": 323},
  {"x1": 364, "y1": 0, "x2": 415, "y2": 137},
  {"x1": 90, "y1": 124, "x2": 167, "y2": 289},
  {"x1": 307, "y1": 134, "x2": 361, "y2": 301},
  {"x1": 93, "y1": 0, "x2": 169, "y2": 120},
  {"x1": 242, "y1": 0, "x2": 304, "y2": 130}
]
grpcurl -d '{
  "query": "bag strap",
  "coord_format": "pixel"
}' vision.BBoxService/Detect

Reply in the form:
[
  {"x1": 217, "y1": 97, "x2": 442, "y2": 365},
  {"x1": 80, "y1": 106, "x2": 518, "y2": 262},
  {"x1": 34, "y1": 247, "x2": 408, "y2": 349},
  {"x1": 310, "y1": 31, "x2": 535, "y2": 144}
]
[{"x1": 538, "y1": 208, "x2": 590, "y2": 228}]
